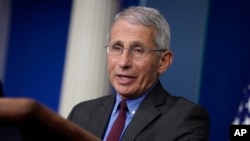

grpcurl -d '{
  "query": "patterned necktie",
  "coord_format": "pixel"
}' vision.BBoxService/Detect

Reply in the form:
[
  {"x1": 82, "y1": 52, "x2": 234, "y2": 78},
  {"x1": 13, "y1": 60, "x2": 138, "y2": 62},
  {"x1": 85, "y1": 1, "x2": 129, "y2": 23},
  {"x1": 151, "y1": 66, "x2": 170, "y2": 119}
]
[{"x1": 106, "y1": 99, "x2": 127, "y2": 141}]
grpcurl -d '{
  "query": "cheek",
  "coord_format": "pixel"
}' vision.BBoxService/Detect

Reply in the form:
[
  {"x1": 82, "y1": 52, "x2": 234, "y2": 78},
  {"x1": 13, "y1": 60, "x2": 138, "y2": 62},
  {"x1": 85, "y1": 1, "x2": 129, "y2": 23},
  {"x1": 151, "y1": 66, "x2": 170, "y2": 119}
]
[
  {"x1": 107, "y1": 58, "x2": 115, "y2": 71},
  {"x1": 107, "y1": 61, "x2": 114, "y2": 80},
  {"x1": 136, "y1": 60, "x2": 160, "y2": 79},
  {"x1": 107, "y1": 58, "x2": 121, "y2": 84}
]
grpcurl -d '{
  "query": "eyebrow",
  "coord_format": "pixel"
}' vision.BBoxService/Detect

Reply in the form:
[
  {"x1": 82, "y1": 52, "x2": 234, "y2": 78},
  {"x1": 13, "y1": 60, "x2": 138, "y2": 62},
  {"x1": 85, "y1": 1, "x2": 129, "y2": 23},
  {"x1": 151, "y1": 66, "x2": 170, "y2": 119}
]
[
  {"x1": 111, "y1": 40, "x2": 145, "y2": 48},
  {"x1": 129, "y1": 41, "x2": 145, "y2": 48},
  {"x1": 111, "y1": 40, "x2": 123, "y2": 46}
]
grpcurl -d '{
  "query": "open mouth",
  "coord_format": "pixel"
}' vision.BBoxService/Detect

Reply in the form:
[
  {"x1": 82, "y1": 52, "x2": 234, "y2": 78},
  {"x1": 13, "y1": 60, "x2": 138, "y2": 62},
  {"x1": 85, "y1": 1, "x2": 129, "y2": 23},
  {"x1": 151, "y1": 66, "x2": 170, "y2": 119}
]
[{"x1": 117, "y1": 75, "x2": 135, "y2": 84}]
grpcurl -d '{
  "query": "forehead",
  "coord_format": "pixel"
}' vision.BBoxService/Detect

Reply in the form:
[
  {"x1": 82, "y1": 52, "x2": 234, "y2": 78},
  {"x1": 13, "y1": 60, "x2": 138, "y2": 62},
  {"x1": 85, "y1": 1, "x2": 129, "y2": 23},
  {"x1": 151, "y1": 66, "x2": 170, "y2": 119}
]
[{"x1": 110, "y1": 19, "x2": 155, "y2": 46}]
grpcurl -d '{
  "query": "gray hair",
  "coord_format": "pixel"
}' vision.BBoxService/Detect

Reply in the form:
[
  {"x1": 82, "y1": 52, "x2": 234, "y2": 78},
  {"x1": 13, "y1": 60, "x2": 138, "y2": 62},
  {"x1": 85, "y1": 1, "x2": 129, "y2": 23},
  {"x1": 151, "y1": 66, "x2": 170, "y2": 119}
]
[{"x1": 110, "y1": 6, "x2": 171, "y2": 50}]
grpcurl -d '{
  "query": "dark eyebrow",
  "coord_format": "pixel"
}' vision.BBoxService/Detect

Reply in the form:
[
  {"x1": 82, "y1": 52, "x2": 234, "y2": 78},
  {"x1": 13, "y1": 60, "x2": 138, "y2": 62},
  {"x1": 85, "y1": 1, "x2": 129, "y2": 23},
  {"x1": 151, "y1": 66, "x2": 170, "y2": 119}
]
[
  {"x1": 130, "y1": 41, "x2": 145, "y2": 48},
  {"x1": 110, "y1": 40, "x2": 146, "y2": 48},
  {"x1": 111, "y1": 40, "x2": 123, "y2": 46}
]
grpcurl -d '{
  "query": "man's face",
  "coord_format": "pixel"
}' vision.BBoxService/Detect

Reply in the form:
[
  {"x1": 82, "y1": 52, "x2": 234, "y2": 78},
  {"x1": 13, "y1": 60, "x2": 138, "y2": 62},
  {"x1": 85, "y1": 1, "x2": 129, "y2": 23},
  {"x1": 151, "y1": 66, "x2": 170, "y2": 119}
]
[{"x1": 108, "y1": 19, "x2": 172, "y2": 98}]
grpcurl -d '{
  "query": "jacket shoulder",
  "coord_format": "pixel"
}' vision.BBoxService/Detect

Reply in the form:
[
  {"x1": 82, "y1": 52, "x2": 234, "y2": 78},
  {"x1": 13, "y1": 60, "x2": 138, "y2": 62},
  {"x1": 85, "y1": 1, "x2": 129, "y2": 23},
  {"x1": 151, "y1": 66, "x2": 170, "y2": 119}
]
[{"x1": 67, "y1": 95, "x2": 114, "y2": 120}]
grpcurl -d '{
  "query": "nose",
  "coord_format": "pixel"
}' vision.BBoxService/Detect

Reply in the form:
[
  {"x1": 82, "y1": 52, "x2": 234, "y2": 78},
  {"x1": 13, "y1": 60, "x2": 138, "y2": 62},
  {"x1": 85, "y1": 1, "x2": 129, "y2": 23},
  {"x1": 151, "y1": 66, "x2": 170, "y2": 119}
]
[{"x1": 118, "y1": 48, "x2": 132, "y2": 69}]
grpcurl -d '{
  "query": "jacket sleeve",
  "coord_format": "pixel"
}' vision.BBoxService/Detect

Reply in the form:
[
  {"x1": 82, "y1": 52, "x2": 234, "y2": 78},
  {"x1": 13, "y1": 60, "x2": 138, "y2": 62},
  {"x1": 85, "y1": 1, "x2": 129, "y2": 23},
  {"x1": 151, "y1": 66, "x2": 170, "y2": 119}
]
[{"x1": 170, "y1": 103, "x2": 210, "y2": 141}]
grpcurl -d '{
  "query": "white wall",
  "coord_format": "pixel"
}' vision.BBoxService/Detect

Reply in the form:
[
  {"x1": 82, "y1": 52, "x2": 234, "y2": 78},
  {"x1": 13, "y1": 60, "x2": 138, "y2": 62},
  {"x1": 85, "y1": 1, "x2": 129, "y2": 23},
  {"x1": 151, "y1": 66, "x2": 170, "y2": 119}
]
[
  {"x1": 0, "y1": 0, "x2": 11, "y2": 82},
  {"x1": 59, "y1": 0, "x2": 119, "y2": 117}
]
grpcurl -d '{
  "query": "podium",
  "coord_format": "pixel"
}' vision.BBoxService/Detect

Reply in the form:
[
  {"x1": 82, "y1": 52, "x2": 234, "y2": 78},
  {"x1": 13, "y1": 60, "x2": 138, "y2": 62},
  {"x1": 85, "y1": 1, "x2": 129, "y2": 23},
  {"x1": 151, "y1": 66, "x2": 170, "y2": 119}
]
[{"x1": 0, "y1": 98, "x2": 101, "y2": 141}]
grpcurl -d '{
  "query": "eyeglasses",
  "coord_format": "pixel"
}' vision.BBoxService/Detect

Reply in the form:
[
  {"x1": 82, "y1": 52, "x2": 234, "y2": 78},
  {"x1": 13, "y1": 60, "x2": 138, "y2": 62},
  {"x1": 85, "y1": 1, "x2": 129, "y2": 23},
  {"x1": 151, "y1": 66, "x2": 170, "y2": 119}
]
[{"x1": 105, "y1": 45, "x2": 166, "y2": 58}]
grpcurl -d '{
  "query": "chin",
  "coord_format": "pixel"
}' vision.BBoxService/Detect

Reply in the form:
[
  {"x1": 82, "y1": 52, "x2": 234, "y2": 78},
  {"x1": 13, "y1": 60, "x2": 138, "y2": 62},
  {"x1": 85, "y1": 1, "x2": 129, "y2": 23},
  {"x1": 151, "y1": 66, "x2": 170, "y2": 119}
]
[{"x1": 115, "y1": 89, "x2": 133, "y2": 97}]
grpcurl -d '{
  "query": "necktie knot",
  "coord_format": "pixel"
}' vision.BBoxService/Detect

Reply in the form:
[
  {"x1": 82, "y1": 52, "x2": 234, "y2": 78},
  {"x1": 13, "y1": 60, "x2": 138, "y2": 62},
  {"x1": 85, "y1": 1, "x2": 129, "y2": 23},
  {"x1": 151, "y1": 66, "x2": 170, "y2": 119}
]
[{"x1": 120, "y1": 99, "x2": 128, "y2": 111}]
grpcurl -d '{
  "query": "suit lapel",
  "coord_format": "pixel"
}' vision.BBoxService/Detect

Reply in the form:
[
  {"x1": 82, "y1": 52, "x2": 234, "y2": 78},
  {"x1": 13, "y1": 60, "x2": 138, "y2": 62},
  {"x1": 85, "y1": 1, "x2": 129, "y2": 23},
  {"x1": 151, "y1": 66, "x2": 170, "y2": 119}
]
[
  {"x1": 122, "y1": 81, "x2": 167, "y2": 140},
  {"x1": 91, "y1": 96, "x2": 115, "y2": 138},
  {"x1": 122, "y1": 98, "x2": 160, "y2": 141}
]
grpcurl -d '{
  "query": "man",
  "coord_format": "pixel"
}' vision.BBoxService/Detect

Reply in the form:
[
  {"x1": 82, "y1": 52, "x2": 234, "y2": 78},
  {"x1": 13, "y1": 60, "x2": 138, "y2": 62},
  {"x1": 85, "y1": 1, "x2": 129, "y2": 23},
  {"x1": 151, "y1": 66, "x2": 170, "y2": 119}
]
[{"x1": 68, "y1": 6, "x2": 209, "y2": 141}]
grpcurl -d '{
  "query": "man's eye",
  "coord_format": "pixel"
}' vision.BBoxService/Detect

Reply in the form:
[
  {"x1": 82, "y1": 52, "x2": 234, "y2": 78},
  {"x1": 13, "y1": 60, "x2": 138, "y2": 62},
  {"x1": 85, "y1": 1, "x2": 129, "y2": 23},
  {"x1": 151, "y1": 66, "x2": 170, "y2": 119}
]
[
  {"x1": 132, "y1": 47, "x2": 145, "y2": 54},
  {"x1": 112, "y1": 45, "x2": 123, "y2": 50}
]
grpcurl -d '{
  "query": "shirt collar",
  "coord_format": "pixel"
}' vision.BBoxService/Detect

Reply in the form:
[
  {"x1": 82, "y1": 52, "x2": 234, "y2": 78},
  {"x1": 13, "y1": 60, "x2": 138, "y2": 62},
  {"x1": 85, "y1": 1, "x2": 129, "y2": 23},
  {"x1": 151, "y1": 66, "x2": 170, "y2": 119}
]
[{"x1": 112, "y1": 82, "x2": 157, "y2": 116}]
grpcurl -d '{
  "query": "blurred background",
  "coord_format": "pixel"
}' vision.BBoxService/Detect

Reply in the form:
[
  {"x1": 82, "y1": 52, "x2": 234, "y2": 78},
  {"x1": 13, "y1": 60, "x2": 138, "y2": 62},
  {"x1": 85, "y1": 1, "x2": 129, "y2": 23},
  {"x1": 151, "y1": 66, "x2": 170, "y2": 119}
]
[{"x1": 0, "y1": 0, "x2": 250, "y2": 140}]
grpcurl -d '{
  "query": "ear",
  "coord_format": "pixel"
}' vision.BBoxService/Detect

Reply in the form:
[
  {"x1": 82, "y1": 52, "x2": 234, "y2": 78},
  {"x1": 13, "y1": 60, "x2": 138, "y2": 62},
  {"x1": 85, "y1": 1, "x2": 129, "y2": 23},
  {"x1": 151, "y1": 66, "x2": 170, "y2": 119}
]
[{"x1": 157, "y1": 50, "x2": 173, "y2": 74}]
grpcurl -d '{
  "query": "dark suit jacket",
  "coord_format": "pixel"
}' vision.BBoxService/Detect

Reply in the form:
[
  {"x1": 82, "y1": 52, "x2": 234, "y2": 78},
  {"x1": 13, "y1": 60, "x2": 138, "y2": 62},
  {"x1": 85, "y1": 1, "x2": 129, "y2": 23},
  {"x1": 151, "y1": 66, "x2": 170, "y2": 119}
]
[
  {"x1": 68, "y1": 81, "x2": 209, "y2": 141},
  {"x1": 0, "y1": 81, "x2": 3, "y2": 97}
]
